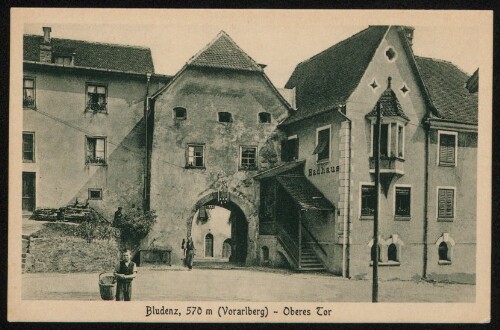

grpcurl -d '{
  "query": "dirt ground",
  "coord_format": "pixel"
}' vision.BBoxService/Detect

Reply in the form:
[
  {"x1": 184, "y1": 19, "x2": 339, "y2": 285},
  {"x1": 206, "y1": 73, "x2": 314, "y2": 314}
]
[{"x1": 22, "y1": 267, "x2": 475, "y2": 302}]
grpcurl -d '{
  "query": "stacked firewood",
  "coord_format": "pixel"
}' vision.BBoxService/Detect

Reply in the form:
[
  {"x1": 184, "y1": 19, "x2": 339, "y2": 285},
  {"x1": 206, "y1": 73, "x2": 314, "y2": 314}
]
[{"x1": 32, "y1": 199, "x2": 93, "y2": 222}]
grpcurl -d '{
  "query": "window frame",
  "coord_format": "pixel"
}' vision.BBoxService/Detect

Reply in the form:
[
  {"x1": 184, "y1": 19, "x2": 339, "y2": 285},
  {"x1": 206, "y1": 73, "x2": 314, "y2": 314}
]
[
  {"x1": 186, "y1": 143, "x2": 206, "y2": 169},
  {"x1": 217, "y1": 111, "x2": 233, "y2": 123},
  {"x1": 435, "y1": 233, "x2": 455, "y2": 265},
  {"x1": 173, "y1": 107, "x2": 187, "y2": 120},
  {"x1": 88, "y1": 188, "x2": 103, "y2": 200},
  {"x1": 85, "y1": 136, "x2": 107, "y2": 166},
  {"x1": 239, "y1": 145, "x2": 258, "y2": 171},
  {"x1": 22, "y1": 131, "x2": 36, "y2": 163},
  {"x1": 281, "y1": 134, "x2": 299, "y2": 162},
  {"x1": 23, "y1": 76, "x2": 36, "y2": 109},
  {"x1": 314, "y1": 125, "x2": 331, "y2": 163},
  {"x1": 258, "y1": 112, "x2": 272, "y2": 124},
  {"x1": 85, "y1": 82, "x2": 108, "y2": 113},
  {"x1": 437, "y1": 130, "x2": 458, "y2": 166},
  {"x1": 370, "y1": 121, "x2": 406, "y2": 159},
  {"x1": 359, "y1": 182, "x2": 376, "y2": 220},
  {"x1": 394, "y1": 184, "x2": 412, "y2": 220},
  {"x1": 436, "y1": 186, "x2": 456, "y2": 221}
]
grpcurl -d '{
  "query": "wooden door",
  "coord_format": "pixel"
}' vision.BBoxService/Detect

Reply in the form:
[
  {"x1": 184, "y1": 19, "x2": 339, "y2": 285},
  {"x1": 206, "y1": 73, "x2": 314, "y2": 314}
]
[{"x1": 22, "y1": 172, "x2": 36, "y2": 212}]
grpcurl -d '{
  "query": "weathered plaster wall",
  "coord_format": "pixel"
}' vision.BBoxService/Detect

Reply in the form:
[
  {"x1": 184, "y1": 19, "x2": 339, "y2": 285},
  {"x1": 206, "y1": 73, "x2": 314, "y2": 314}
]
[
  {"x1": 149, "y1": 67, "x2": 289, "y2": 265},
  {"x1": 22, "y1": 67, "x2": 156, "y2": 220},
  {"x1": 191, "y1": 207, "x2": 231, "y2": 260}
]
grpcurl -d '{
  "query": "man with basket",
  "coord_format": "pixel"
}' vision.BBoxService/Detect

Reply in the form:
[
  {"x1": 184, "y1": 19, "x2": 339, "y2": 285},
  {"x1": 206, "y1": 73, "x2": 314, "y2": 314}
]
[{"x1": 114, "y1": 249, "x2": 137, "y2": 301}]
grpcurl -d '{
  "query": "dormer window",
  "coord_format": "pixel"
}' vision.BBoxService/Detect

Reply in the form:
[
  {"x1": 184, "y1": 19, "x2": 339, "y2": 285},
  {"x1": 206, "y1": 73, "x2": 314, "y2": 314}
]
[
  {"x1": 218, "y1": 112, "x2": 233, "y2": 123},
  {"x1": 173, "y1": 107, "x2": 187, "y2": 120},
  {"x1": 54, "y1": 56, "x2": 73, "y2": 66}
]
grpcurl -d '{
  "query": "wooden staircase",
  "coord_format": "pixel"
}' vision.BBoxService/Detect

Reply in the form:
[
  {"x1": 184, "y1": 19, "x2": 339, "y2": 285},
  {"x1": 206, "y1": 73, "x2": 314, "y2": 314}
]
[{"x1": 299, "y1": 243, "x2": 326, "y2": 271}]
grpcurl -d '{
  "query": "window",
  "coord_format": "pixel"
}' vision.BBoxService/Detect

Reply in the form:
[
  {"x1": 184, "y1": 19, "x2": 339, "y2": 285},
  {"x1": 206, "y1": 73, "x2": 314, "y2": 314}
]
[
  {"x1": 86, "y1": 83, "x2": 107, "y2": 112},
  {"x1": 222, "y1": 239, "x2": 232, "y2": 259},
  {"x1": 395, "y1": 186, "x2": 411, "y2": 218},
  {"x1": 438, "y1": 188, "x2": 455, "y2": 220},
  {"x1": 281, "y1": 136, "x2": 299, "y2": 162},
  {"x1": 436, "y1": 233, "x2": 454, "y2": 265},
  {"x1": 388, "y1": 243, "x2": 398, "y2": 262},
  {"x1": 23, "y1": 78, "x2": 35, "y2": 108},
  {"x1": 258, "y1": 112, "x2": 271, "y2": 123},
  {"x1": 438, "y1": 131, "x2": 457, "y2": 166},
  {"x1": 88, "y1": 188, "x2": 102, "y2": 200},
  {"x1": 205, "y1": 233, "x2": 214, "y2": 258},
  {"x1": 186, "y1": 144, "x2": 205, "y2": 168},
  {"x1": 173, "y1": 107, "x2": 187, "y2": 120},
  {"x1": 86, "y1": 137, "x2": 106, "y2": 165},
  {"x1": 218, "y1": 112, "x2": 233, "y2": 123},
  {"x1": 22, "y1": 132, "x2": 35, "y2": 162},
  {"x1": 371, "y1": 122, "x2": 405, "y2": 158},
  {"x1": 54, "y1": 56, "x2": 72, "y2": 66},
  {"x1": 438, "y1": 242, "x2": 449, "y2": 262},
  {"x1": 313, "y1": 126, "x2": 330, "y2": 162},
  {"x1": 261, "y1": 246, "x2": 270, "y2": 262},
  {"x1": 240, "y1": 146, "x2": 258, "y2": 170},
  {"x1": 360, "y1": 185, "x2": 376, "y2": 218}
]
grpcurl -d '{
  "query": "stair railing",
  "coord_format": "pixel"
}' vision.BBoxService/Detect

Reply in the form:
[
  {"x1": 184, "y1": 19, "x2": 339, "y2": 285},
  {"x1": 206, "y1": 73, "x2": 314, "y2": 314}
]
[
  {"x1": 301, "y1": 222, "x2": 327, "y2": 256},
  {"x1": 275, "y1": 222, "x2": 299, "y2": 268}
]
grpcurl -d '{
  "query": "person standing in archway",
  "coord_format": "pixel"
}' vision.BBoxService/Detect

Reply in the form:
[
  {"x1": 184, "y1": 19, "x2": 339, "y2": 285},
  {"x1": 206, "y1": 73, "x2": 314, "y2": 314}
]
[{"x1": 185, "y1": 237, "x2": 196, "y2": 270}]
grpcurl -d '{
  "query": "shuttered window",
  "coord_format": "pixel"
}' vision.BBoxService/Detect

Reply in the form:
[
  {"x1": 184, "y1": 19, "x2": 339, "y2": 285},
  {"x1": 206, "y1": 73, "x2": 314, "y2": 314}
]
[
  {"x1": 438, "y1": 188, "x2": 455, "y2": 219},
  {"x1": 439, "y1": 133, "x2": 456, "y2": 165}
]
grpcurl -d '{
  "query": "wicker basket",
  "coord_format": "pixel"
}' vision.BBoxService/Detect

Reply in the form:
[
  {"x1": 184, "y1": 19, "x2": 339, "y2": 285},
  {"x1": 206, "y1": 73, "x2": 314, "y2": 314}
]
[{"x1": 98, "y1": 272, "x2": 116, "y2": 300}]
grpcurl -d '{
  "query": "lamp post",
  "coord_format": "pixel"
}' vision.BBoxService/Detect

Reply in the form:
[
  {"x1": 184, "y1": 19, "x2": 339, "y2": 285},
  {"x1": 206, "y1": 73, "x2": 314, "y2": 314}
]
[{"x1": 372, "y1": 101, "x2": 382, "y2": 303}]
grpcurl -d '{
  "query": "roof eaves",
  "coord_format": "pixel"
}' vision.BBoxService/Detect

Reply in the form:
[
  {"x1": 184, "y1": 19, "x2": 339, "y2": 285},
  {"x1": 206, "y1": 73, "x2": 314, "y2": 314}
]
[{"x1": 23, "y1": 60, "x2": 153, "y2": 77}]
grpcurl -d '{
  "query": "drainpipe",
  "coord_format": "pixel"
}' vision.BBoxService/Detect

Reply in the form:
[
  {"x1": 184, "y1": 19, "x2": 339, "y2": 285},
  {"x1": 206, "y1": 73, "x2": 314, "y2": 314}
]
[
  {"x1": 338, "y1": 106, "x2": 352, "y2": 278},
  {"x1": 423, "y1": 119, "x2": 430, "y2": 278},
  {"x1": 143, "y1": 73, "x2": 151, "y2": 211}
]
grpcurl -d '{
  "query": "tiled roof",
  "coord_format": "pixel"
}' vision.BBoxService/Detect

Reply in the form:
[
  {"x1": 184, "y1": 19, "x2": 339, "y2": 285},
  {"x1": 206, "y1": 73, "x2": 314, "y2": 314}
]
[
  {"x1": 282, "y1": 26, "x2": 389, "y2": 125},
  {"x1": 415, "y1": 57, "x2": 478, "y2": 124},
  {"x1": 187, "y1": 31, "x2": 262, "y2": 72},
  {"x1": 366, "y1": 85, "x2": 410, "y2": 121},
  {"x1": 253, "y1": 160, "x2": 305, "y2": 180},
  {"x1": 277, "y1": 175, "x2": 335, "y2": 210},
  {"x1": 24, "y1": 35, "x2": 155, "y2": 74}
]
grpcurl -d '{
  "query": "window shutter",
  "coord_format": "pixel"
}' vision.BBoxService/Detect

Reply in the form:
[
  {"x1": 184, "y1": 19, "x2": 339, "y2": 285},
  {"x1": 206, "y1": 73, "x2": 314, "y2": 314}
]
[
  {"x1": 438, "y1": 189, "x2": 454, "y2": 218},
  {"x1": 440, "y1": 134, "x2": 456, "y2": 164}
]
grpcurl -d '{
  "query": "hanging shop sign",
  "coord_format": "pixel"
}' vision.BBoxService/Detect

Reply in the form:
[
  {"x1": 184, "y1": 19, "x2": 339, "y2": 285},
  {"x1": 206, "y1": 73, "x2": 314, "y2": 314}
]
[{"x1": 308, "y1": 164, "x2": 340, "y2": 177}]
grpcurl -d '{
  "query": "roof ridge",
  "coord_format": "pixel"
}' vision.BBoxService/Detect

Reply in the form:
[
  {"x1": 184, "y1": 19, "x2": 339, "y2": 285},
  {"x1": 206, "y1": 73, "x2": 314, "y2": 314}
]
[
  {"x1": 186, "y1": 30, "x2": 262, "y2": 71},
  {"x1": 296, "y1": 26, "x2": 388, "y2": 68},
  {"x1": 24, "y1": 34, "x2": 152, "y2": 51}
]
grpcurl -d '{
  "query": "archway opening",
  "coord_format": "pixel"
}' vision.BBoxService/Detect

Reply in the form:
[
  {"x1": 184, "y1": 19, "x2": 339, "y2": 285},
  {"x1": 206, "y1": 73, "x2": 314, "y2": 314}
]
[{"x1": 190, "y1": 199, "x2": 248, "y2": 265}]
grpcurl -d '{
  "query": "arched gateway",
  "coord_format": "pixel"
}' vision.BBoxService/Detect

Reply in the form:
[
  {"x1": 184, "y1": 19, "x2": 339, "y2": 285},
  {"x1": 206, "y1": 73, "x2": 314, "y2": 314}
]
[{"x1": 187, "y1": 192, "x2": 251, "y2": 264}]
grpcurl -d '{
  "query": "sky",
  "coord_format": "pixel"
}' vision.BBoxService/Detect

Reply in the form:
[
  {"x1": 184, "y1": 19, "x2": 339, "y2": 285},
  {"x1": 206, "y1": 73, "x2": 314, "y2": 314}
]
[{"x1": 21, "y1": 9, "x2": 487, "y2": 88}]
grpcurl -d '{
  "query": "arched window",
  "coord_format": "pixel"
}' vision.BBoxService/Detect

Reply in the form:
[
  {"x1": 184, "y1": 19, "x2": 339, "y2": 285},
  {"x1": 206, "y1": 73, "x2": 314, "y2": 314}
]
[
  {"x1": 222, "y1": 239, "x2": 232, "y2": 259},
  {"x1": 218, "y1": 112, "x2": 233, "y2": 123},
  {"x1": 261, "y1": 246, "x2": 270, "y2": 262},
  {"x1": 205, "y1": 233, "x2": 214, "y2": 258},
  {"x1": 388, "y1": 243, "x2": 398, "y2": 262},
  {"x1": 438, "y1": 242, "x2": 449, "y2": 261},
  {"x1": 371, "y1": 244, "x2": 381, "y2": 262},
  {"x1": 258, "y1": 112, "x2": 271, "y2": 123},
  {"x1": 173, "y1": 107, "x2": 187, "y2": 120}
]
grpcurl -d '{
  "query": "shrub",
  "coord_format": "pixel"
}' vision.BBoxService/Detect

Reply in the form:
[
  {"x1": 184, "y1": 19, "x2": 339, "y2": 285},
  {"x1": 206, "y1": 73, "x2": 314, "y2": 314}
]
[
  {"x1": 118, "y1": 209, "x2": 157, "y2": 244},
  {"x1": 74, "y1": 209, "x2": 120, "y2": 243}
]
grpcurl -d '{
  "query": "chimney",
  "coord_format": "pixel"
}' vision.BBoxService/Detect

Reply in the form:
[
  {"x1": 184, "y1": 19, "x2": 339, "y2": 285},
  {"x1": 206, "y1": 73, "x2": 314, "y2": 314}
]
[
  {"x1": 40, "y1": 27, "x2": 52, "y2": 63},
  {"x1": 402, "y1": 26, "x2": 414, "y2": 47}
]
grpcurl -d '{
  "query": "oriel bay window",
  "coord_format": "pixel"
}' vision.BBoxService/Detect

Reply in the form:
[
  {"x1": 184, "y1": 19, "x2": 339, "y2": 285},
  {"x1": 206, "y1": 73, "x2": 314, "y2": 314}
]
[
  {"x1": 86, "y1": 83, "x2": 107, "y2": 112},
  {"x1": 394, "y1": 186, "x2": 411, "y2": 219},
  {"x1": 438, "y1": 131, "x2": 457, "y2": 166},
  {"x1": 240, "y1": 146, "x2": 258, "y2": 170},
  {"x1": 313, "y1": 126, "x2": 330, "y2": 162},
  {"x1": 360, "y1": 184, "x2": 376, "y2": 218},
  {"x1": 86, "y1": 137, "x2": 106, "y2": 165},
  {"x1": 186, "y1": 144, "x2": 205, "y2": 168},
  {"x1": 23, "y1": 77, "x2": 35, "y2": 108},
  {"x1": 371, "y1": 122, "x2": 405, "y2": 158}
]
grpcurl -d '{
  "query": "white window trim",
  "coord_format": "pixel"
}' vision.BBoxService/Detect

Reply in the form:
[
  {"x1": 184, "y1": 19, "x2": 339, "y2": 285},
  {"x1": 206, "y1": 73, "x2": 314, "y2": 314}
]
[
  {"x1": 393, "y1": 184, "x2": 412, "y2": 218},
  {"x1": 88, "y1": 188, "x2": 103, "y2": 200},
  {"x1": 239, "y1": 145, "x2": 258, "y2": 170},
  {"x1": 437, "y1": 130, "x2": 458, "y2": 166},
  {"x1": 186, "y1": 143, "x2": 206, "y2": 168},
  {"x1": 370, "y1": 120, "x2": 406, "y2": 159},
  {"x1": 85, "y1": 136, "x2": 107, "y2": 166},
  {"x1": 435, "y1": 233, "x2": 456, "y2": 264},
  {"x1": 384, "y1": 45, "x2": 398, "y2": 62},
  {"x1": 315, "y1": 124, "x2": 331, "y2": 163},
  {"x1": 359, "y1": 181, "x2": 376, "y2": 219},
  {"x1": 436, "y1": 186, "x2": 456, "y2": 220},
  {"x1": 395, "y1": 123, "x2": 405, "y2": 158},
  {"x1": 85, "y1": 82, "x2": 108, "y2": 113},
  {"x1": 204, "y1": 233, "x2": 214, "y2": 258},
  {"x1": 288, "y1": 134, "x2": 298, "y2": 140}
]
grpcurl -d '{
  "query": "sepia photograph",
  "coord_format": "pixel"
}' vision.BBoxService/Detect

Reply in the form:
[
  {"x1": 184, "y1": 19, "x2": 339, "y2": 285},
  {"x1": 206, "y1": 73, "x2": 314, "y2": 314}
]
[{"x1": 8, "y1": 8, "x2": 492, "y2": 322}]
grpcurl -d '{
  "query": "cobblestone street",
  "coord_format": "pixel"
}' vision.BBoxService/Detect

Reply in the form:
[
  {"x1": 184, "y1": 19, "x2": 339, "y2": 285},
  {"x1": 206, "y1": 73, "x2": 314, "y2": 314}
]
[{"x1": 22, "y1": 267, "x2": 475, "y2": 302}]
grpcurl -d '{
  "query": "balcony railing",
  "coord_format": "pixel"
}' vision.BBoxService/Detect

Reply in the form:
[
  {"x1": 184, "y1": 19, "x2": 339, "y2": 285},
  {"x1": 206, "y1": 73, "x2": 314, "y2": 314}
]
[
  {"x1": 86, "y1": 156, "x2": 106, "y2": 165},
  {"x1": 86, "y1": 101, "x2": 107, "y2": 113},
  {"x1": 23, "y1": 97, "x2": 35, "y2": 108}
]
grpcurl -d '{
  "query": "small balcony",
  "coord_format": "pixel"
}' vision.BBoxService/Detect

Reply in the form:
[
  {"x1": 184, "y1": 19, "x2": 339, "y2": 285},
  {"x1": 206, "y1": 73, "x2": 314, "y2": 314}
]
[{"x1": 369, "y1": 156, "x2": 405, "y2": 176}]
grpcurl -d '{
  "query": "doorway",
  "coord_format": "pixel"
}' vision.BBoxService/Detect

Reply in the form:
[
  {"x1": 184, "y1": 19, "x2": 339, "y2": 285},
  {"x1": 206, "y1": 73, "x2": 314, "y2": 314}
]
[{"x1": 22, "y1": 172, "x2": 36, "y2": 212}]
